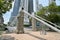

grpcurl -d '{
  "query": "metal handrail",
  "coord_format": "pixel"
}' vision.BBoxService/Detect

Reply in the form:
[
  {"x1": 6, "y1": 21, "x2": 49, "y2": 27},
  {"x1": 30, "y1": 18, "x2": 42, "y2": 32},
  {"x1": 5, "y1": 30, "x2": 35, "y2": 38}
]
[
  {"x1": 35, "y1": 15, "x2": 60, "y2": 28},
  {"x1": 23, "y1": 10, "x2": 60, "y2": 33}
]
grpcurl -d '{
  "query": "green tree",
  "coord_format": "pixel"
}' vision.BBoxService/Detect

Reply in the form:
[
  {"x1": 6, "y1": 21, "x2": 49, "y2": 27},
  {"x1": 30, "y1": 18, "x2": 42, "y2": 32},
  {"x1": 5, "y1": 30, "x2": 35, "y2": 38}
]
[
  {"x1": 37, "y1": 7, "x2": 47, "y2": 18},
  {"x1": 46, "y1": 13, "x2": 60, "y2": 23},
  {"x1": 0, "y1": 24, "x2": 7, "y2": 31},
  {"x1": 0, "y1": 0, "x2": 13, "y2": 24},
  {"x1": 0, "y1": 0, "x2": 13, "y2": 31},
  {"x1": 37, "y1": 2, "x2": 60, "y2": 24},
  {"x1": 48, "y1": 2, "x2": 58, "y2": 13},
  {"x1": 0, "y1": 0, "x2": 13, "y2": 15},
  {"x1": 57, "y1": 6, "x2": 60, "y2": 12}
]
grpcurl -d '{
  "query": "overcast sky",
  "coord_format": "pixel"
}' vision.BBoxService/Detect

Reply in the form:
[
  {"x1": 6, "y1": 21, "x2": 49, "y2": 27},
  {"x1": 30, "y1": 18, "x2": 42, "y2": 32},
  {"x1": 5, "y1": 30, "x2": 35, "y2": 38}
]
[{"x1": 3, "y1": 0, "x2": 60, "y2": 24}]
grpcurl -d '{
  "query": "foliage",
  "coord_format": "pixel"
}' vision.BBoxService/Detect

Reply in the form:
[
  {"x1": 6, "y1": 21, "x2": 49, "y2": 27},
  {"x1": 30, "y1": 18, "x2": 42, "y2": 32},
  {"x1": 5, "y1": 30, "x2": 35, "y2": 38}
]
[
  {"x1": 57, "y1": 6, "x2": 60, "y2": 12},
  {"x1": 37, "y1": 2, "x2": 60, "y2": 24},
  {"x1": 48, "y1": 2, "x2": 58, "y2": 13},
  {"x1": 0, "y1": 24, "x2": 7, "y2": 31},
  {"x1": 24, "y1": 25, "x2": 30, "y2": 27},
  {"x1": 0, "y1": 31, "x2": 4, "y2": 35},
  {"x1": 48, "y1": 2, "x2": 60, "y2": 13},
  {"x1": 46, "y1": 13, "x2": 60, "y2": 23},
  {"x1": 37, "y1": 7, "x2": 47, "y2": 18},
  {"x1": 0, "y1": 0, "x2": 13, "y2": 25},
  {"x1": 0, "y1": 0, "x2": 13, "y2": 15}
]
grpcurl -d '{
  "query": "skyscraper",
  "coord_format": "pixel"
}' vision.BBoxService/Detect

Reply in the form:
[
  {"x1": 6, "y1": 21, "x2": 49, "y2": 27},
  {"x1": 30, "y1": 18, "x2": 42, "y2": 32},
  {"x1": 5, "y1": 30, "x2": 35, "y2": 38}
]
[
  {"x1": 9, "y1": 0, "x2": 39, "y2": 26},
  {"x1": 33, "y1": 0, "x2": 39, "y2": 12},
  {"x1": 28, "y1": 0, "x2": 39, "y2": 13},
  {"x1": 9, "y1": 0, "x2": 29, "y2": 26},
  {"x1": 28, "y1": 0, "x2": 33, "y2": 13},
  {"x1": 9, "y1": 0, "x2": 21, "y2": 23}
]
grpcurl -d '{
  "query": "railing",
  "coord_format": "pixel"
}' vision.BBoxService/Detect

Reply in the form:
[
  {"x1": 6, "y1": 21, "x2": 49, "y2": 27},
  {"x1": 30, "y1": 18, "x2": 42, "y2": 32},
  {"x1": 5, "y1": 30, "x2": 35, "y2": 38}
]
[
  {"x1": 35, "y1": 15, "x2": 60, "y2": 29},
  {"x1": 23, "y1": 10, "x2": 60, "y2": 33},
  {"x1": 10, "y1": 7, "x2": 60, "y2": 33}
]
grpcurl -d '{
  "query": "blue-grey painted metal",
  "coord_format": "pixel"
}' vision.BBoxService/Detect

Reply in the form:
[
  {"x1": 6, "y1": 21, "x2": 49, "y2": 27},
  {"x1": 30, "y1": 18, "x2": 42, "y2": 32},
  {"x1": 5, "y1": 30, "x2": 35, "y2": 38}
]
[
  {"x1": 10, "y1": 0, "x2": 21, "y2": 22},
  {"x1": 11, "y1": 0, "x2": 21, "y2": 16},
  {"x1": 28, "y1": 0, "x2": 33, "y2": 13}
]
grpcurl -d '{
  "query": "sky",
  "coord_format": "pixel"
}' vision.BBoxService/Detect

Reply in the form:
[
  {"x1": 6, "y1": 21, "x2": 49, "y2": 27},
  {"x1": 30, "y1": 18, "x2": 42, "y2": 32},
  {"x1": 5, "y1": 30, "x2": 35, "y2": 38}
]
[
  {"x1": 3, "y1": 0, "x2": 60, "y2": 24},
  {"x1": 3, "y1": 2, "x2": 14, "y2": 24}
]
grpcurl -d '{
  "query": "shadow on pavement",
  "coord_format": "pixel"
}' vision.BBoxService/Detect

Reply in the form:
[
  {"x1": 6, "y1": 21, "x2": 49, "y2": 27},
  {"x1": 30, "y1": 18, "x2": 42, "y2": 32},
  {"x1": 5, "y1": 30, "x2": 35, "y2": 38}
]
[
  {"x1": 27, "y1": 33, "x2": 46, "y2": 40},
  {"x1": 0, "y1": 35, "x2": 15, "y2": 40}
]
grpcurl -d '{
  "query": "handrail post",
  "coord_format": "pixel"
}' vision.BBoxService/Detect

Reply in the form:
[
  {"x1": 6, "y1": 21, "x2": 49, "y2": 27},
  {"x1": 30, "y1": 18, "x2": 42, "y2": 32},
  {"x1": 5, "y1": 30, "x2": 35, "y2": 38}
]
[
  {"x1": 40, "y1": 23, "x2": 47, "y2": 35},
  {"x1": 32, "y1": 12, "x2": 37, "y2": 31},
  {"x1": 17, "y1": 8, "x2": 24, "y2": 34}
]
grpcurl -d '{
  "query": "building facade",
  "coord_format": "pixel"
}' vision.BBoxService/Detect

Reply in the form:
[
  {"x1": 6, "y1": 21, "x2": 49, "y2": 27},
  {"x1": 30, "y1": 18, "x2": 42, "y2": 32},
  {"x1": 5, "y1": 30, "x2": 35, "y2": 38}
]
[
  {"x1": 9, "y1": 0, "x2": 21, "y2": 23},
  {"x1": 9, "y1": 0, "x2": 39, "y2": 26}
]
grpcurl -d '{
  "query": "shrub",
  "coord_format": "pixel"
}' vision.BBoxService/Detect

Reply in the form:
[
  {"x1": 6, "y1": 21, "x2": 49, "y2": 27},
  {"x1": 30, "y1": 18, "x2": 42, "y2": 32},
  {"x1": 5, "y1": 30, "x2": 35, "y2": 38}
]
[{"x1": 46, "y1": 13, "x2": 60, "y2": 24}]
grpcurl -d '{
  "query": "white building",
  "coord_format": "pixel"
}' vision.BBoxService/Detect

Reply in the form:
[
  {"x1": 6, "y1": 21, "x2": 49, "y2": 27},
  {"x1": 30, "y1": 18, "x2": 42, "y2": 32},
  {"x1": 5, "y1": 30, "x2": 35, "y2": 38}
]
[
  {"x1": 9, "y1": 0, "x2": 21, "y2": 26},
  {"x1": 33, "y1": 0, "x2": 39, "y2": 12}
]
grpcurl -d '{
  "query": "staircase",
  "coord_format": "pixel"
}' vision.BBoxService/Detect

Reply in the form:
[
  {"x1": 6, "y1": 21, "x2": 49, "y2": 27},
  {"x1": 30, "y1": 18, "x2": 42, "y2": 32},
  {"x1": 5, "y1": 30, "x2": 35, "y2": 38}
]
[
  {"x1": 23, "y1": 10, "x2": 60, "y2": 33},
  {"x1": 35, "y1": 15, "x2": 60, "y2": 30}
]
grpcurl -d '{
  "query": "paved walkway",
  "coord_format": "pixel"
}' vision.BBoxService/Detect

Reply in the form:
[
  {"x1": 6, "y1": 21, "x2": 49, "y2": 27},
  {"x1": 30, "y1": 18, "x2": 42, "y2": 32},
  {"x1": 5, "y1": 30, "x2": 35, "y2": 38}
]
[
  {"x1": 0, "y1": 27, "x2": 60, "y2": 40},
  {"x1": 0, "y1": 31, "x2": 60, "y2": 40}
]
